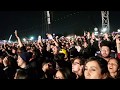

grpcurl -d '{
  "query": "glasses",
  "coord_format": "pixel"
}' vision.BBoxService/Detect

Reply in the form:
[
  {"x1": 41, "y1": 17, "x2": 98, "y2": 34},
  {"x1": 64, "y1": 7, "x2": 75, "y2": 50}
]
[{"x1": 108, "y1": 63, "x2": 118, "y2": 66}]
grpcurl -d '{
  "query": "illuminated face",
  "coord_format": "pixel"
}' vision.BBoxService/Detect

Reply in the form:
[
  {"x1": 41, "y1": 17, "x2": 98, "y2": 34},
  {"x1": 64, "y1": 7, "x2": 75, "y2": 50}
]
[
  {"x1": 72, "y1": 59, "x2": 81, "y2": 73},
  {"x1": 52, "y1": 46, "x2": 58, "y2": 55},
  {"x1": 17, "y1": 56, "x2": 25, "y2": 67},
  {"x1": 108, "y1": 58, "x2": 119, "y2": 73},
  {"x1": 84, "y1": 61, "x2": 104, "y2": 79},
  {"x1": 54, "y1": 70, "x2": 65, "y2": 79},
  {"x1": 12, "y1": 49, "x2": 16, "y2": 54},
  {"x1": 42, "y1": 62, "x2": 53, "y2": 72},
  {"x1": 83, "y1": 42, "x2": 88, "y2": 48},
  {"x1": 101, "y1": 46, "x2": 110, "y2": 58}
]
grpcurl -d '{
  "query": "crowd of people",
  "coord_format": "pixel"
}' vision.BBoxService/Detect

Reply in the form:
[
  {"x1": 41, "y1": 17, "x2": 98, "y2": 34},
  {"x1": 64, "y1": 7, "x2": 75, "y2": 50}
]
[{"x1": 0, "y1": 30, "x2": 120, "y2": 79}]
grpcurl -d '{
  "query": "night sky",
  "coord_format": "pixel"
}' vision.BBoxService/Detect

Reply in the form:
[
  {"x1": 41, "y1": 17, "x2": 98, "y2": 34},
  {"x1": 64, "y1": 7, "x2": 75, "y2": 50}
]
[{"x1": 0, "y1": 11, "x2": 120, "y2": 41}]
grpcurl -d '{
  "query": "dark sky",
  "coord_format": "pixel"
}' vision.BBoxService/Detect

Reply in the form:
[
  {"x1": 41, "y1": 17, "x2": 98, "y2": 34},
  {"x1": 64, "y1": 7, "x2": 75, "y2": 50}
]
[{"x1": 0, "y1": 11, "x2": 120, "y2": 40}]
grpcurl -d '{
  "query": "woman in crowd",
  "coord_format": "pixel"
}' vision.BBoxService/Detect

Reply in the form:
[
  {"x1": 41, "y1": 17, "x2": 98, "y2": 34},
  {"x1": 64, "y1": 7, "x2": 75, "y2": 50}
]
[
  {"x1": 84, "y1": 56, "x2": 109, "y2": 79},
  {"x1": 107, "y1": 57, "x2": 120, "y2": 79},
  {"x1": 54, "y1": 67, "x2": 75, "y2": 79}
]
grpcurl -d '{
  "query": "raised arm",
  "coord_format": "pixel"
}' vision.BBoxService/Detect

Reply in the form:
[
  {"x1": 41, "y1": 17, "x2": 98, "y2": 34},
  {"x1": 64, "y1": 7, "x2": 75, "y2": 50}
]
[
  {"x1": 46, "y1": 33, "x2": 59, "y2": 47},
  {"x1": 14, "y1": 30, "x2": 23, "y2": 48},
  {"x1": 116, "y1": 37, "x2": 120, "y2": 53}
]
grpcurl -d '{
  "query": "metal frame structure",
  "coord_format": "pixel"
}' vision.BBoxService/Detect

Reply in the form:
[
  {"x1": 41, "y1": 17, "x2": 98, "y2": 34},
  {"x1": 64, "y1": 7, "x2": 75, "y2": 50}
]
[
  {"x1": 101, "y1": 11, "x2": 110, "y2": 34},
  {"x1": 44, "y1": 11, "x2": 51, "y2": 33}
]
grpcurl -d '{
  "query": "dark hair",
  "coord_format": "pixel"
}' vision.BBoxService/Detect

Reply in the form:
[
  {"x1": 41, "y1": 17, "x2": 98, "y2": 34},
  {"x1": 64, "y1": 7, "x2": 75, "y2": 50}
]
[
  {"x1": 84, "y1": 56, "x2": 109, "y2": 74},
  {"x1": 42, "y1": 58, "x2": 56, "y2": 69},
  {"x1": 100, "y1": 40, "x2": 111, "y2": 50},
  {"x1": 57, "y1": 67, "x2": 72, "y2": 79},
  {"x1": 54, "y1": 53, "x2": 65, "y2": 61},
  {"x1": 72, "y1": 56, "x2": 85, "y2": 65},
  {"x1": 7, "y1": 56, "x2": 18, "y2": 68},
  {"x1": 12, "y1": 47, "x2": 17, "y2": 51},
  {"x1": 69, "y1": 47, "x2": 79, "y2": 58}
]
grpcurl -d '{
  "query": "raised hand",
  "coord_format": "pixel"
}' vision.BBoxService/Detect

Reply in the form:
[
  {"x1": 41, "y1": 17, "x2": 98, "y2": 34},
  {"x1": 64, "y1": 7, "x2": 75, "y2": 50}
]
[
  {"x1": 46, "y1": 33, "x2": 53, "y2": 40},
  {"x1": 14, "y1": 30, "x2": 23, "y2": 47},
  {"x1": 37, "y1": 35, "x2": 41, "y2": 43},
  {"x1": 116, "y1": 37, "x2": 120, "y2": 44},
  {"x1": 3, "y1": 57, "x2": 9, "y2": 67},
  {"x1": 14, "y1": 30, "x2": 18, "y2": 38}
]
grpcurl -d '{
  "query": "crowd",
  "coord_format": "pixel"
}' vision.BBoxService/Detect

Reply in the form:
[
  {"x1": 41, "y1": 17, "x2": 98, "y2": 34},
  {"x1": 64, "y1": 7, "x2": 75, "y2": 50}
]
[{"x1": 0, "y1": 30, "x2": 120, "y2": 79}]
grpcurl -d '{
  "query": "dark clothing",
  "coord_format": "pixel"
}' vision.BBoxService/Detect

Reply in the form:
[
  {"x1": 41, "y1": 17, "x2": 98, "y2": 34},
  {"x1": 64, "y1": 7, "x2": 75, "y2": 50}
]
[
  {"x1": 79, "y1": 46, "x2": 95, "y2": 59},
  {"x1": 17, "y1": 64, "x2": 39, "y2": 79},
  {"x1": 0, "y1": 67, "x2": 7, "y2": 79},
  {"x1": 4, "y1": 66, "x2": 16, "y2": 79},
  {"x1": 77, "y1": 75, "x2": 85, "y2": 79},
  {"x1": 117, "y1": 53, "x2": 120, "y2": 60}
]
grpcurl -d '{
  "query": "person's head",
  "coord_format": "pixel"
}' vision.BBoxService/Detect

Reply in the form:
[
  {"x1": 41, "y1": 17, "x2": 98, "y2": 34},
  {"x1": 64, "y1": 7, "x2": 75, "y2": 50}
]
[
  {"x1": 69, "y1": 47, "x2": 79, "y2": 58},
  {"x1": 42, "y1": 61, "x2": 53, "y2": 72},
  {"x1": 51, "y1": 45, "x2": 59, "y2": 55},
  {"x1": 100, "y1": 46, "x2": 110, "y2": 58},
  {"x1": 54, "y1": 70, "x2": 65, "y2": 79},
  {"x1": 12, "y1": 47, "x2": 17, "y2": 54},
  {"x1": 26, "y1": 45, "x2": 31, "y2": 51},
  {"x1": 72, "y1": 57, "x2": 85, "y2": 76},
  {"x1": 54, "y1": 67, "x2": 72, "y2": 79},
  {"x1": 100, "y1": 41, "x2": 111, "y2": 59},
  {"x1": 17, "y1": 52, "x2": 32, "y2": 68},
  {"x1": 108, "y1": 58, "x2": 120, "y2": 75},
  {"x1": 42, "y1": 59, "x2": 56, "y2": 79},
  {"x1": 17, "y1": 47, "x2": 23, "y2": 54},
  {"x1": 3, "y1": 56, "x2": 17, "y2": 67},
  {"x1": 84, "y1": 56, "x2": 108, "y2": 79},
  {"x1": 104, "y1": 33, "x2": 109, "y2": 39},
  {"x1": 65, "y1": 42, "x2": 70, "y2": 49},
  {"x1": 59, "y1": 49, "x2": 68, "y2": 59},
  {"x1": 83, "y1": 41, "x2": 88, "y2": 48},
  {"x1": 54, "y1": 53, "x2": 65, "y2": 61}
]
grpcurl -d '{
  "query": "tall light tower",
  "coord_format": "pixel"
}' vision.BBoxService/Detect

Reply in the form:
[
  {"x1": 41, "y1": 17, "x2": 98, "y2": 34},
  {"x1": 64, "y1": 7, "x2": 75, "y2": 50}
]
[
  {"x1": 42, "y1": 11, "x2": 51, "y2": 38},
  {"x1": 101, "y1": 11, "x2": 110, "y2": 34},
  {"x1": 44, "y1": 11, "x2": 51, "y2": 34}
]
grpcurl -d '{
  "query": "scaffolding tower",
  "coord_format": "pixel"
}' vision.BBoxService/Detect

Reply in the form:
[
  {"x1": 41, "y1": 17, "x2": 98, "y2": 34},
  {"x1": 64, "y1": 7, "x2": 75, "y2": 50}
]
[
  {"x1": 101, "y1": 11, "x2": 110, "y2": 34},
  {"x1": 42, "y1": 11, "x2": 51, "y2": 38},
  {"x1": 44, "y1": 11, "x2": 51, "y2": 33}
]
